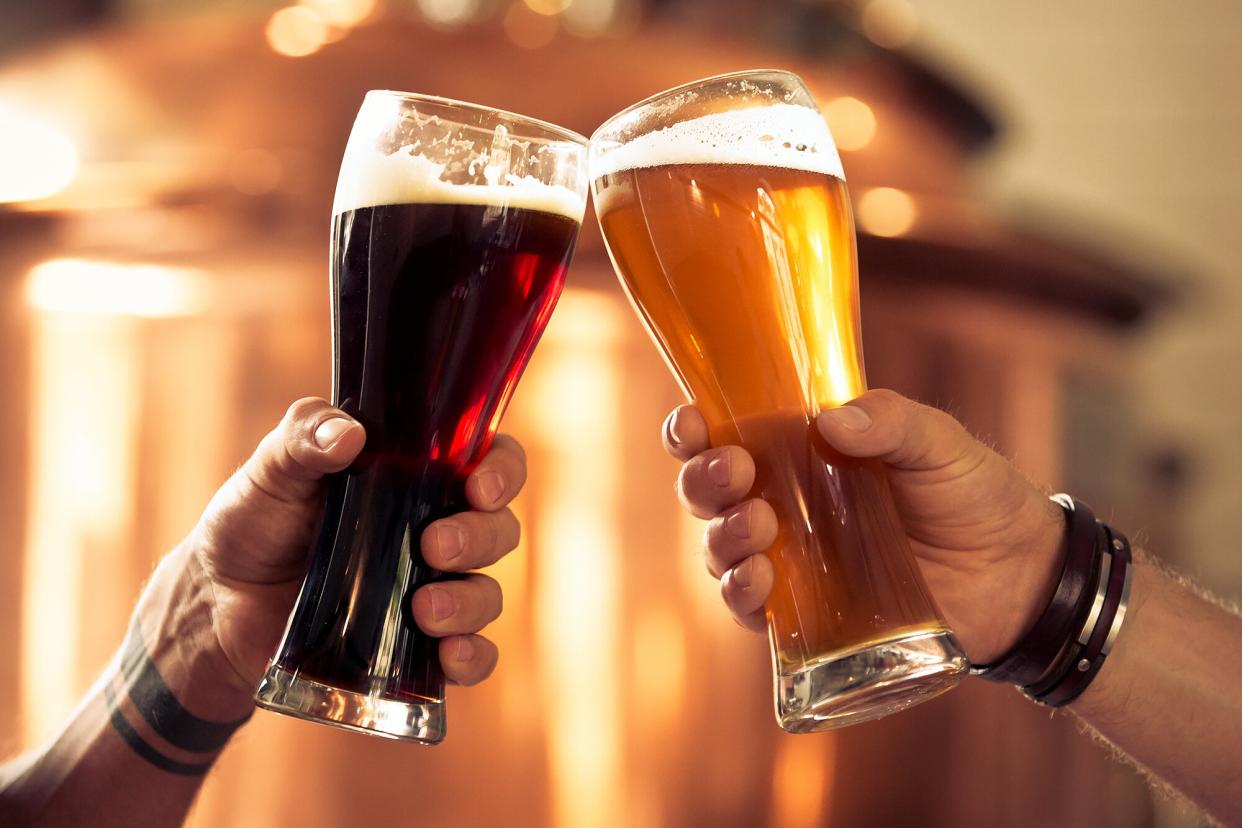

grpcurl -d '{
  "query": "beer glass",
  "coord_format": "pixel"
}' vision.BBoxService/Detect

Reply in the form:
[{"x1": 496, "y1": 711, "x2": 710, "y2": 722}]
[
  {"x1": 255, "y1": 92, "x2": 588, "y2": 743},
  {"x1": 590, "y1": 71, "x2": 967, "y2": 731}
]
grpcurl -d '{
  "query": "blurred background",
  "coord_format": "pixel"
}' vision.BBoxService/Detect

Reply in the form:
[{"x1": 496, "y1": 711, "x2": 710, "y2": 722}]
[{"x1": 1, "y1": 0, "x2": 1238, "y2": 826}]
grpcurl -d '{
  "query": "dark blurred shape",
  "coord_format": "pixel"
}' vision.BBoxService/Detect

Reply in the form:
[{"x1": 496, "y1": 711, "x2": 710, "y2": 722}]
[{"x1": 0, "y1": 0, "x2": 113, "y2": 59}]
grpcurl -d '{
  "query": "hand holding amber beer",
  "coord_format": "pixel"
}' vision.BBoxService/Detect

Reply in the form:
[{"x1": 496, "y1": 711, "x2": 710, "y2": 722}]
[
  {"x1": 664, "y1": 391, "x2": 1069, "y2": 665},
  {"x1": 592, "y1": 71, "x2": 967, "y2": 730}
]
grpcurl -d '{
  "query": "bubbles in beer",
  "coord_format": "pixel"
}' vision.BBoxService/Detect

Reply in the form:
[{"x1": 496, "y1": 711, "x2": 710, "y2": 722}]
[{"x1": 590, "y1": 104, "x2": 844, "y2": 180}]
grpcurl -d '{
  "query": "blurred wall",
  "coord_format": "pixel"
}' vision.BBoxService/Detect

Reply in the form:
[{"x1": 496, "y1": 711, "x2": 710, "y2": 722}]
[{"x1": 921, "y1": 0, "x2": 1242, "y2": 597}]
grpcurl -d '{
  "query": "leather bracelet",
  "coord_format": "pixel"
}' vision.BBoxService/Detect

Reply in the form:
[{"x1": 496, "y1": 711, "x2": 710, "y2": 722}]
[
  {"x1": 971, "y1": 495, "x2": 1103, "y2": 686},
  {"x1": 1030, "y1": 522, "x2": 1133, "y2": 707},
  {"x1": 1020, "y1": 520, "x2": 1112, "y2": 698}
]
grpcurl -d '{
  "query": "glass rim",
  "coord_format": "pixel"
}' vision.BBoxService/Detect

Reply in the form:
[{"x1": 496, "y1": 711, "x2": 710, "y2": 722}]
[
  {"x1": 365, "y1": 89, "x2": 590, "y2": 146},
  {"x1": 588, "y1": 68, "x2": 808, "y2": 143}
]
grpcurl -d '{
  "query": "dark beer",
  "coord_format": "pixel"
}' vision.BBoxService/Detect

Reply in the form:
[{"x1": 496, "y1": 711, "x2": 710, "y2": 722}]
[
  {"x1": 272, "y1": 200, "x2": 578, "y2": 702},
  {"x1": 254, "y1": 90, "x2": 586, "y2": 743}
]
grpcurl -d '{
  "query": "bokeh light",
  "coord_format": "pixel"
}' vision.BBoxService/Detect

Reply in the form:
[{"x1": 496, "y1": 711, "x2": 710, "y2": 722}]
[
  {"x1": 504, "y1": 3, "x2": 559, "y2": 49},
  {"x1": 26, "y1": 259, "x2": 209, "y2": 318},
  {"x1": 856, "y1": 186, "x2": 918, "y2": 237},
  {"x1": 417, "y1": 0, "x2": 481, "y2": 27},
  {"x1": 265, "y1": 6, "x2": 330, "y2": 57},
  {"x1": 524, "y1": 0, "x2": 574, "y2": 16},
  {"x1": 861, "y1": 0, "x2": 918, "y2": 49},
  {"x1": 0, "y1": 104, "x2": 79, "y2": 203},
  {"x1": 299, "y1": 0, "x2": 376, "y2": 27},
  {"x1": 824, "y1": 96, "x2": 877, "y2": 152}
]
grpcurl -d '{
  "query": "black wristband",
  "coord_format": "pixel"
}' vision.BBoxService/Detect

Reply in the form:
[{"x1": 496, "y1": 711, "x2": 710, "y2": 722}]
[
  {"x1": 972, "y1": 495, "x2": 1103, "y2": 686},
  {"x1": 1032, "y1": 523, "x2": 1133, "y2": 707}
]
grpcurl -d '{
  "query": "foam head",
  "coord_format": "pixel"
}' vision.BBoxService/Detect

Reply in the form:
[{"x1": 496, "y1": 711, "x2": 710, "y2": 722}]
[
  {"x1": 333, "y1": 94, "x2": 587, "y2": 221},
  {"x1": 590, "y1": 103, "x2": 844, "y2": 181}
]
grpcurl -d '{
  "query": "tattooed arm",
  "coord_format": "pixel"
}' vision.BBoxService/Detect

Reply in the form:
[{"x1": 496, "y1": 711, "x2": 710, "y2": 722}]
[{"x1": 0, "y1": 399, "x2": 528, "y2": 827}]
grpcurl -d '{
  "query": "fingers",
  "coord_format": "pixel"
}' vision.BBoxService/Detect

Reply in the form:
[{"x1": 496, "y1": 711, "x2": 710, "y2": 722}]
[
  {"x1": 410, "y1": 573, "x2": 503, "y2": 637},
  {"x1": 465, "y1": 434, "x2": 527, "y2": 512},
  {"x1": 439, "y1": 635, "x2": 500, "y2": 686},
  {"x1": 817, "y1": 389, "x2": 984, "y2": 474},
  {"x1": 677, "y1": 445, "x2": 756, "y2": 519},
  {"x1": 421, "y1": 508, "x2": 521, "y2": 571},
  {"x1": 413, "y1": 577, "x2": 504, "y2": 686},
  {"x1": 242, "y1": 397, "x2": 366, "y2": 504},
  {"x1": 720, "y1": 555, "x2": 774, "y2": 633},
  {"x1": 703, "y1": 499, "x2": 779, "y2": 578},
  {"x1": 662, "y1": 405, "x2": 710, "y2": 462}
]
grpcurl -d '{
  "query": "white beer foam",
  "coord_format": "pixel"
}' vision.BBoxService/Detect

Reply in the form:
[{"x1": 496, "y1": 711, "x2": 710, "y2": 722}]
[
  {"x1": 333, "y1": 145, "x2": 586, "y2": 221},
  {"x1": 592, "y1": 103, "x2": 844, "y2": 180}
]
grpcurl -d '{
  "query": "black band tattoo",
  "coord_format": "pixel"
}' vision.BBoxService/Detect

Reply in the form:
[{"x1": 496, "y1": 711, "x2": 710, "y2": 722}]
[
  {"x1": 105, "y1": 623, "x2": 253, "y2": 774},
  {"x1": 103, "y1": 681, "x2": 216, "y2": 776}
]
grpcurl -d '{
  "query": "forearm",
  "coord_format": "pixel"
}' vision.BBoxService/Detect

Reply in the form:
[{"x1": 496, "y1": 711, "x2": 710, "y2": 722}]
[
  {"x1": 1, "y1": 545, "x2": 254, "y2": 827},
  {"x1": 1070, "y1": 555, "x2": 1242, "y2": 824}
]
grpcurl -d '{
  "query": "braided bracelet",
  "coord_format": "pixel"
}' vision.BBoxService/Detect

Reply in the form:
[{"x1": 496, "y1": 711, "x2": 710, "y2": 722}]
[{"x1": 972, "y1": 494, "x2": 1133, "y2": 707}]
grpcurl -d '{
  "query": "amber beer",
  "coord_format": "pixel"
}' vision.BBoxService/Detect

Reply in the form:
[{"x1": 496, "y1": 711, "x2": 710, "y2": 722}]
[{"x1": 592, "y1": 71, "x2": 967, "y2": 731}]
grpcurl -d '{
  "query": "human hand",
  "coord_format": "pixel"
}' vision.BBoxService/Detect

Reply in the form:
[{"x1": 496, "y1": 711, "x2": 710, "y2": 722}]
[
  {"x1": 664, "y1": 389, "x2": 1066, "y2": 664},
  {"x1": 182, "y1": 398, "x2": 523, "y2": 703}
]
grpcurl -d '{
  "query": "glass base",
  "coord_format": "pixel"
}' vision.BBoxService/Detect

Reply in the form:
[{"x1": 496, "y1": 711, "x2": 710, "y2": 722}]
[
  {"x1": 254, "y1": 665, "x2": 445, "y2": 745},
  {"x1": 775, "y1": 629, "x2": 967, "y2": 733}
]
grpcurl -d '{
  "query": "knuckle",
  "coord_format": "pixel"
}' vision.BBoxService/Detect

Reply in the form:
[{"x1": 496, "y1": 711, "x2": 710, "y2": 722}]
[
  {"x1": 285, "y1": 397, "x2": 327, "y2": 425},
  {"x1": 494, "y1": 433, "x2": 526, "y2": 465}
]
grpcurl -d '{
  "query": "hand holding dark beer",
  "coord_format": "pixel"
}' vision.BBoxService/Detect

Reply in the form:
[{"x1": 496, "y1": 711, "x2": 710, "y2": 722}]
[
  {"x1": 190, "y1": 397, "x2": 523, "y2": 702},
  {"x1": 665, "y1": 389, "x2": 1068, "y2": 664}
]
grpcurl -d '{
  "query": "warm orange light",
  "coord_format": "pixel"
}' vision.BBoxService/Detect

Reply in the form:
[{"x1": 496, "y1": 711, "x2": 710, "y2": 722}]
[
  {"x1": 769, "y1": 735, "x2": 835, "y2": 828},
  {"x1": 300, "y1": 0, "x2": 376, "y2": 27},
  {"x1": 856, "y1": 187, "x2": 918, "y2": 237},
  {"x1": 416, "y1": 0, "x2": 480, "y2": 27},
  {"x1": 22, "y1": 313, "x2": 140, "y2": 747},
  {"x1": 861, "y1": 0, "x2": 918, "y2": 49},
  {"x1": 824, "y1": 96, "x2": 877, "y2": 152},
  {"x1": 632, "y1": 606, "x2": 686, "y2": 728},
  {"x1": 0, "y1": 103, "x2": 79, "y2": 203},
  {"x1": 504, "y1": 3, "x2": 559, "y2": 48},
  {"x1": 265, "y1": 6, "x2": 330, "y2": 57},
  {"x1": 523, "y1": 0, "x2": 573, "y2": 15},
  {"x1": 563, "y1": 0, "x2": 616, "y2": 35},
  {"x1": 529, "y1": 291, "x2": 624, "y2": 828},
  {"x1": 27, "y1": 259, "x2": 209, "y2": 318}
]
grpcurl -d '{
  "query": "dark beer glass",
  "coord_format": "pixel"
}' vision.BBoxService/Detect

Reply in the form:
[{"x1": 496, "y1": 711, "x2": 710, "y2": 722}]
[
  {"x1": 591, "y1": 71, "x2": 967, "y2": 731},
  {"x1": 254, "y1": 92, "x2": 588, "y2": 743}
]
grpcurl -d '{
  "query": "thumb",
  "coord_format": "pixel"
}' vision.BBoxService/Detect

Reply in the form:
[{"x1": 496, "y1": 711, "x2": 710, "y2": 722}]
[
  {"x1": 816, "y1": 389, "x2": 982, "y2": 473},
  {"x1": 195, "y1": 398, "x2": 365, "y2": 583},
  {"x1": 241, "y1": 397, "x2": 366, "y2": 503}
]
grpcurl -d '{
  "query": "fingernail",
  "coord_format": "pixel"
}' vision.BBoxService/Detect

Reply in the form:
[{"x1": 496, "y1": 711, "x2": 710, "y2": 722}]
[
  {"x1": 435, "y1": 524, "x2": 465, "y2": 563},
  {"x1": 665, "y1": 412, "x2": 683, "y2": 447},
  {"x1": 708, "y1": 453, "x2": 731, "y2": 487},
  {"x1": 823, "y1": 405, "x2": 872, "y2": 432},
  {"x1": 313, "y1": 417, "x2": 354, "y2": 449},
  {"x1": 725, "y1": 507, "x2": 751, "y2": 539},
  {"x1": 733, "y1": 557, "x2": 754, "y2": 589},
  {"x1": 476, "y1": 471, "x2": 504, "y2": 506},
  {"x1": 427, "y1": 587, "x2": 455, "y2": 621},
  {"x1": 455, "y1": 636, "x2": 476, "y2": 662}
]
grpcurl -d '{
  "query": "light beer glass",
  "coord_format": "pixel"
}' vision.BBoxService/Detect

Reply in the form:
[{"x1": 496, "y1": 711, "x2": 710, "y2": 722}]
[
  {"x1": 255, "y1": 92, "x2": 588, "y2": 743},
  {"x1": 590, "y1": 71, "x2": 967, "y2": 730}
]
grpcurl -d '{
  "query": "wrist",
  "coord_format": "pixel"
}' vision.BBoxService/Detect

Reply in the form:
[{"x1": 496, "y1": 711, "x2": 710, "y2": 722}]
[
  {"x1": 987, "y1": 492, "x2": 1068, "y2": 660},
  {"x1": 131, "y1": 545, "x2": 256, "y2": 721}
]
